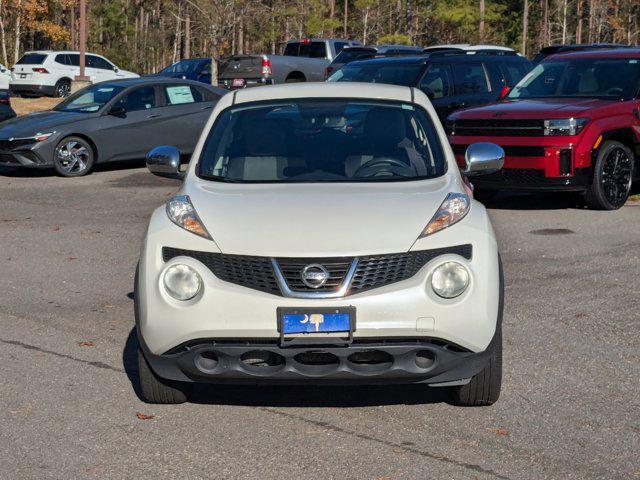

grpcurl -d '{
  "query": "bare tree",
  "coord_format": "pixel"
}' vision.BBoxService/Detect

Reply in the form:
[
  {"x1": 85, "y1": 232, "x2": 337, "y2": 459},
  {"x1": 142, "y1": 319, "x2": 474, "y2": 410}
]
[
  {"x1": 479, "y1": 0, "x2": 485, "y2": 43},
  {"x1": 522, "y1": 0, "x2": 529, "y2": 55}
]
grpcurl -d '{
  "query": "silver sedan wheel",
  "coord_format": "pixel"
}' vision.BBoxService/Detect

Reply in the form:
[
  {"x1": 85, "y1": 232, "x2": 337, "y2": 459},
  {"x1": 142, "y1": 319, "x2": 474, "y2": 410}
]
[{"x1": 56, "y1": 141, "x2": 90, "y2": 175}]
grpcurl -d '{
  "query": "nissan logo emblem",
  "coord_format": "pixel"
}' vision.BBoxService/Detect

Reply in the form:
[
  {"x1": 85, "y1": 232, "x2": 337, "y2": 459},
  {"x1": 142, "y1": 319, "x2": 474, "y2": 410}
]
[{"x1": 300, "y1": 264, "x2": 330, "y2": 289}]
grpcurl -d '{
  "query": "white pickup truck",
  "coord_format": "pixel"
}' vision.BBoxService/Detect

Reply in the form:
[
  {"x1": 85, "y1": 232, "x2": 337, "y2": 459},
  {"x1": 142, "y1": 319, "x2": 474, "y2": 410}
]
[{"x1": 218, "y1": 38, "x2": 362, "y2": 89}]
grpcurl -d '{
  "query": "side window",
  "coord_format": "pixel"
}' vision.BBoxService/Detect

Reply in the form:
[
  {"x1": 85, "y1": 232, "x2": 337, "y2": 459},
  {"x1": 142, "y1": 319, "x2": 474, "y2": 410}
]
[
  {"x1": 452, "y1": 62, "x2": 491, "y2": 94},
  {"x1": 118, "y1": 86, "x2": 157, "y2": 111},
  {"x1": 419, "y1": 64, "x2": 452, "y2": 99},
  {"x1": 68, "y1": 54, "x2": 80, "y2": 67},
  {"x1": 164, "y1": 85, "x2": 203, "y2": 105},
  {"x1": 55, "y1": 54, "x2": 70, "y2": 66},
  {"x1": 200, "y1": 88, "x2": 219, "y2": 102},
  {"x1": 283, "y1": 43, "x2": 299, "y2": 57},
  {"x1": 88, "y1": 56, "x2": 114, "y2": 70},
  {"x1": 308, "y1": 42, "x2": 327, "y2": 58}
]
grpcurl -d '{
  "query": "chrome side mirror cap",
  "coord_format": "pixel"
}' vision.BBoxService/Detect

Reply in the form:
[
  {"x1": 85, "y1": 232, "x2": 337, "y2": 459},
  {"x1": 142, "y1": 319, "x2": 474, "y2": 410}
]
[
  {"x1": 463, "y1": 142, "x2": 505, "y2": 176},
  {"x1": 146, "y1": 146, "x2": 183, "y2": 179}
]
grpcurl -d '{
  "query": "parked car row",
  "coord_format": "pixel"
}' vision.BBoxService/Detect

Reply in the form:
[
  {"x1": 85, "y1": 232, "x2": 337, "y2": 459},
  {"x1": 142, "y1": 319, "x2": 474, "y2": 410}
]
[
  {"x1": 1, "y1": 41, "x2": 638, "y2": 209},
  {"x1": 0, "y1": 77, "x2": 224, "y2": 176}
]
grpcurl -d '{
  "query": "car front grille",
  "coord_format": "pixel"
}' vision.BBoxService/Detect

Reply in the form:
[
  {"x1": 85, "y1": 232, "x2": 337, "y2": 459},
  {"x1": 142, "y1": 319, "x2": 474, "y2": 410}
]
[
  {"x1": 350, "y1": 245, "x2": 472, "y2": 293},
  {"x1": 452, "y1": 144, "x2": 546, "y2": 157},
  {"x1": 163, "y1": 247, "x2": 280, "y2": 295},
  {"x1": 275, "y1": 257, "x2": 353, "y2": 292},
  {"x1": 454, "y1": 119, "x2": 545, "y2": 137},
  {"x1": 475, "y1": 168, "x2": 546, "y2": 184},
  {"x1": 162, "y1": 244, "x2": 473, "y2": 298}
]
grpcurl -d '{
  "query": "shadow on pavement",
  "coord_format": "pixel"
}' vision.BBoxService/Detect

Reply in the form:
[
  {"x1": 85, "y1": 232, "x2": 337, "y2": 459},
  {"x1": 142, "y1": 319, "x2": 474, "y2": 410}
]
[
  {"x1": 122, "y1": 328, "x2": 450, "y2": 407},
  {"x1": 480, "y1": 191, "x2": 586, "y2": 210}
]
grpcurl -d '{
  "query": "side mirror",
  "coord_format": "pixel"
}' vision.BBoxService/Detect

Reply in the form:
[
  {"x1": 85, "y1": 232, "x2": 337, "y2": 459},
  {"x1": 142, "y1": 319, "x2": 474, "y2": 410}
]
[
  {"x1": 108, "y1": 105, "x2": 126, "y2": 117},
  {"x1": 421, "y1": 87, "x2": 435, "y2": 100},
  {"x1": 146, "y1": 146, "x2": 183, "y2": 179},
  {"x1": 114, "y1": 66, "x2": 120, "y2": 73},
  {"x1": 463, "y1": 142, "x2": 504, "y2": 176}
]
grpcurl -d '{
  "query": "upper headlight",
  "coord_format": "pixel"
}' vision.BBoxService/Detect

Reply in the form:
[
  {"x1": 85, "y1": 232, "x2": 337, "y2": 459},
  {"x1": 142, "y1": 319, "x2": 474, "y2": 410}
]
[
  {"x1": 166, "y1": 195, "x2": 211, "y2": 239},
  {"x1": 419, "y1": 193, "x2": 470, "y2": 238},
  {"x1": 543, "y1": 117, "x2": 588, "y2": 136}
]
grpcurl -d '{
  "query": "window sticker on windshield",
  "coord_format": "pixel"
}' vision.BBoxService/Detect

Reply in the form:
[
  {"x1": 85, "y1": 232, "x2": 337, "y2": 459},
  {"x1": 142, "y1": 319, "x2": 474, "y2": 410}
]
[
  {"x1": 544, "y1": 76, "x2": 555, "y2": 84},
  {"x1": 401, "y1": 104, "x2": 414, "y2": 110},
  {"x1": 166, "y1": 86, "x2": 194, "y2": 104}
]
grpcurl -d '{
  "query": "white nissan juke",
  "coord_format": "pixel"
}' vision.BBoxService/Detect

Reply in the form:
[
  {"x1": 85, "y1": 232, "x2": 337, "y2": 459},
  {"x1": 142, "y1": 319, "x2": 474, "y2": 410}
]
[{"x1": 136, "y1": 82, "x2": 506, "y2": 406}]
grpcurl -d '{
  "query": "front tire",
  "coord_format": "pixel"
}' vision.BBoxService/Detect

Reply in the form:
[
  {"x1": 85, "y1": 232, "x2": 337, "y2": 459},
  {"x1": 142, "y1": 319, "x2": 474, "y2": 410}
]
[
  {"x1": 450, "y1": 327, "x2": 502, "y2": 406},
  {"x1": 137, "y1": 347, "x2": 188, "y2": 404},
  {"x1": 584, "y1": 141, "x2": 634, "y2": 210},
  {"x1": 53, "y1": 136, "x2": 94, "y2": 177}
]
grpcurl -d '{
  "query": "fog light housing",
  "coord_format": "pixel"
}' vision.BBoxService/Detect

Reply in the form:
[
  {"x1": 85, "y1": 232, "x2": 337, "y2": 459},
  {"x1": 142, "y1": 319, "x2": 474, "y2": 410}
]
[
  {"x1": 163, "y1": 264, "x2": 202, "y2": 301},
  {"x1": 431, "y1": 262, "x2": 469, "y2": 298}
]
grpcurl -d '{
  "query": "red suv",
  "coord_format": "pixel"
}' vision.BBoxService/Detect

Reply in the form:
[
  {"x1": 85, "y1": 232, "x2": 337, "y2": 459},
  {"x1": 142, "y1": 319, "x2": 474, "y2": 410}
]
[{"x1": 448, "y1": 49, "x2": 640, "y2": 209}]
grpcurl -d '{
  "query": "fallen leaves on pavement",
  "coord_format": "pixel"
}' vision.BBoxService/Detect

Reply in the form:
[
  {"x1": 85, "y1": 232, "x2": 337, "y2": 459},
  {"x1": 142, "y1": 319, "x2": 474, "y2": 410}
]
[{"x1": 136, "y1": 412, "x2": 155, "y2": 420}]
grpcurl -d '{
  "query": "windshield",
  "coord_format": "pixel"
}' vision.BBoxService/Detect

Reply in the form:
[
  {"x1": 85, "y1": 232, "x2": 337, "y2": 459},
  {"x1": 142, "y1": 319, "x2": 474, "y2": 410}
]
[
  {"x1": 198, "y1": 99, "x2": 446, "y2": 183},
  {"x1": 332, "y1": 49, "x2": 376, "y2": 64},
  {"x1": 160, "y1": 60, "x2": 198, "y2": 74},
  {"x1": 54, "y1": 84, "x2": 125, "y2": 113},
  {"x1": 327, "y1": 63, "x2": 423, "y2": 87},
  {"x1": 508, "y1": 57, "x2": 640, "y2": 100}
]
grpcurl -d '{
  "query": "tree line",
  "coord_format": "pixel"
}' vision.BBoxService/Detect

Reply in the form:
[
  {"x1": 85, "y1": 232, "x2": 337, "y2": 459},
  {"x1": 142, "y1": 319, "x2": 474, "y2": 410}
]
[{"x1": 0, "y1": 0, "x2": 637, "y2": 73}]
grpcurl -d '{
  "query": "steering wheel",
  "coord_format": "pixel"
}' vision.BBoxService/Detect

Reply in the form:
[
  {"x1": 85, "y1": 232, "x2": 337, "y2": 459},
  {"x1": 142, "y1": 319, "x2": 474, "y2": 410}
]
[
  {"x1": 606, "y1": 87, "x2": 624, "y2": 96},
  {"x1": 353, "y1": 157, "x2": 412, "y2": 178}
]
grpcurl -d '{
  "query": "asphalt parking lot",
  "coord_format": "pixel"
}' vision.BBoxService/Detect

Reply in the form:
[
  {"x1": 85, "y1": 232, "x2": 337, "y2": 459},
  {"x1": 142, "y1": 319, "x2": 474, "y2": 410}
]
[{"x1": 0, "y1": 163, "x2": 638, "y2": 480}]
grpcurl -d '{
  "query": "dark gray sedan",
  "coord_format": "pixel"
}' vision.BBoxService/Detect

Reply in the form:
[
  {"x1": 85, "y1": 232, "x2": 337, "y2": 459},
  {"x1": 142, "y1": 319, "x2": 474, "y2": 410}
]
[{"x1": 0, "y1": 77, "x2": 226, "y2": 176}]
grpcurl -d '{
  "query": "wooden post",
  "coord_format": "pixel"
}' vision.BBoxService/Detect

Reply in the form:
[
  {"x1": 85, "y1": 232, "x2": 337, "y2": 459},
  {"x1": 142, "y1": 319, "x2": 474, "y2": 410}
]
[{"x1": 76, "y1": 0, "x2": 88, "y2": 81}]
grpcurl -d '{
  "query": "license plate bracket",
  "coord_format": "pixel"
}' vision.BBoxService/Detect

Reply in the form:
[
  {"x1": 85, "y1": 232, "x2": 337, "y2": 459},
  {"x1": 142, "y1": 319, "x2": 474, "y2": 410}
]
[{"x1": 277, "y1": 306, "x2": 356, "y2": 346}]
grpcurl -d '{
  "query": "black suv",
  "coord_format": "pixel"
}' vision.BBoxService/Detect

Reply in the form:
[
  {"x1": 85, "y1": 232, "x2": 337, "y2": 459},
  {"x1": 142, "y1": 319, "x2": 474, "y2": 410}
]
[{"x1": 327, "y1": 51, "x2": 532, "y2": 126}]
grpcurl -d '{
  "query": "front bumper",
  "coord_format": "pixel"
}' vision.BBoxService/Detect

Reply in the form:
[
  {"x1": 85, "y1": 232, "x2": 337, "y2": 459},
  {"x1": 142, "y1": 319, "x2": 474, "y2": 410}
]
[
  {"x1": 137, "y1": 330, "x2": 500, "y2": 385},
  {"x1": 0, "y1": 140, "x2": 54, "y2": 168},
  {"x1": 451, "y1": 138, "x2": 593, "y2": 192}
]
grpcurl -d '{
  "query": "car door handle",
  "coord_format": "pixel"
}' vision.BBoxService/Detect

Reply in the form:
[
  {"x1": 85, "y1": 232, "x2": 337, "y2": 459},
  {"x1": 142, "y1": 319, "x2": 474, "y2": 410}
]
[
  {"x1": 146, "y1": 114, "x2": 161, "y2": 119},
  {"x1": 449, "y1": 102, "x2": 466, "y2": 109},
  {"x1": 201, "y1": 105, "x2": 213, "y2": 110}
]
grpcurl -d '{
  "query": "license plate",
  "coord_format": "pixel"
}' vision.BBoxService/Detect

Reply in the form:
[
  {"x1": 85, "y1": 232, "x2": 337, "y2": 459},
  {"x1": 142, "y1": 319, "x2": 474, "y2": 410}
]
[
  {"x1": 232, "y1": 78, "x2": 246, "y2": 88},
  {"x1": 20, "y1": 74, "x2": 26, "y2": 79},
  {"x1": 278, "y1": 307, "x2": 355, "y2": 335}
]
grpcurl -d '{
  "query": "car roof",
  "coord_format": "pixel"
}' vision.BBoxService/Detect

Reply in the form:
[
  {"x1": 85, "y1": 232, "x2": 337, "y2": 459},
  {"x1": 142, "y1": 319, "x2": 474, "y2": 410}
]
[
  {"x1": 94, "y1": 77, "x2": 222, "y2": 89},
  {"x1": 24, "y1": 50, "x2": 104, "y2": 56},
  {"x1": 347, "y1": 52, "x2": 527, "y2": 67},
  {"x1": 232, "y1": 82, "x2": 412, "y2": 105},
  {"x1": 546, "y1": 47, "x2": 640, "y2": 60}
]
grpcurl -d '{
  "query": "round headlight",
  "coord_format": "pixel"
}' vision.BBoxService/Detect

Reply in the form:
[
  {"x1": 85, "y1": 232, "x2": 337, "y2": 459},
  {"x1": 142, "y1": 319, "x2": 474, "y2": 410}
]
[
  {"x1": 431, "y1": 261, "x2": 470, "y2": 299},
  {"x1": 163, "y1": 264, "x2": 202, "y2": 301}
]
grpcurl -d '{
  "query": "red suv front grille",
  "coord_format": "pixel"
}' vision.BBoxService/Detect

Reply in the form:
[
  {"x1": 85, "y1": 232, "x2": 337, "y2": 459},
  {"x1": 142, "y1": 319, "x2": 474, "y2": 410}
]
[{"x1": 454, "y1": 119, "x2": 545, "y2": 137}]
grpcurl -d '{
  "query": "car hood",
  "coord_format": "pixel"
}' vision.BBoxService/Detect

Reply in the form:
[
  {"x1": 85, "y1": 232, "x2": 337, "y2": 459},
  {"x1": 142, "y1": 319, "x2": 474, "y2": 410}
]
[
  {"x1": 451, "y1": 98, "x2": 616, "y2": 120},
  {"x1": 0, "y1": 110, "x2": 92, "y2": 138},
  {"x1": 188, "y1": 176, "x2": 455, "y2": 257}
]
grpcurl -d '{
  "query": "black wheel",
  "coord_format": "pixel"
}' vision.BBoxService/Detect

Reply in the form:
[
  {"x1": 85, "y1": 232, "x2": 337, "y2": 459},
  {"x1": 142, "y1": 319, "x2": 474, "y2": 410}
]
[
  {"x1": 584, "y1": 141, "x2": 634, "y2": 210},
  {"x1": 449, "y1": 326, "x2": 502, "y2": 406},
  {"x1": 137, "y1": 347, "x2": 188, "y2": 404},
  {"x1": 53, "y1": 136, "x2": 94, "y2": 177},
  {"x1": 54, "y1": 79, "x2": 71, "y2": 98}
]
